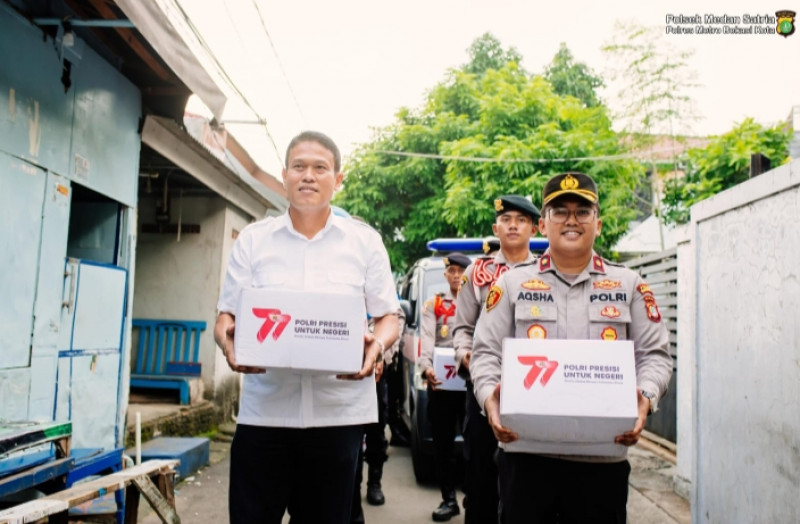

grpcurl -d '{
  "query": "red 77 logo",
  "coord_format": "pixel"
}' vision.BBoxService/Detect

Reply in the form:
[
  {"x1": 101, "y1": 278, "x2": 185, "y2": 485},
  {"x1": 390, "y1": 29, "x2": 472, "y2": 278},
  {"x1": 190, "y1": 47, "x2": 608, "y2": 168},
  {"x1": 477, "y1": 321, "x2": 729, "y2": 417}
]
[
  {"x1": 252, "y1": 308, "x2": 292, "y2": 342},
  {"x1": 517, "y1": 356, "x2": 559, "y2": 389},
  {"x1": 444, "y1": 364, "x2": 457, "y2": 380}
]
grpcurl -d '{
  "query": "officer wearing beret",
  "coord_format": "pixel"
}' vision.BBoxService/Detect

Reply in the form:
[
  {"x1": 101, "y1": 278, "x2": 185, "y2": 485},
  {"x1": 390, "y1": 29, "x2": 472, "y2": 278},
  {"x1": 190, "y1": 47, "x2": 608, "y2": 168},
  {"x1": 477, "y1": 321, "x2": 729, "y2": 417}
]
[
  {"x1": 451, "y1": 195, "x2": 540, "y2": 524},
  {"x1": 470, "y1": 173, "x2": 673, "y2": 524},
  {"x1": 419, "y1": 252, "x2": 471, "y2": 521}
]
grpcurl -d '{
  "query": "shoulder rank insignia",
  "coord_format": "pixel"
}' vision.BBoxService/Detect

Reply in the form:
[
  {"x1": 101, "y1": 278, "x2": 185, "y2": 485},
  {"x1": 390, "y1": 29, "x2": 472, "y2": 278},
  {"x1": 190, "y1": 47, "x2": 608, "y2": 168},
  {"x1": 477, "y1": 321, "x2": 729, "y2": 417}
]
[
  {"x1": 539, "y1": 254, "x2": 551, "y2": 271},
  {"x1": 521, "y1": 279, "x2": 550, "y2": 291},
  {"x1": 485, "y1": 285, "x2": 503, "y2": 312},
  {"x1": 592, "y1": 255, "x2": 605, "y2": 272},
  {"x1": 637, "y1": 283, "x2": 654, "y2": 296}
]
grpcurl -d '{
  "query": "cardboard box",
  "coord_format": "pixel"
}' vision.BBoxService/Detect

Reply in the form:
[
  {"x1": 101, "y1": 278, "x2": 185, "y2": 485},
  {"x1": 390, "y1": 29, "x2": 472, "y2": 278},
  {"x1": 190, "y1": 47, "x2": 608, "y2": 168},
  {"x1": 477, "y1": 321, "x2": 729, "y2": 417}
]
[
  {"x1": 234, "y1": 288, "x2": 366, "y2": 374},
  {"x1": 432, "y1": 347, "x2": 466, "y2": 391},
  {"x1": 500, "y1": 338, "x2": 638, "y2": 457}
]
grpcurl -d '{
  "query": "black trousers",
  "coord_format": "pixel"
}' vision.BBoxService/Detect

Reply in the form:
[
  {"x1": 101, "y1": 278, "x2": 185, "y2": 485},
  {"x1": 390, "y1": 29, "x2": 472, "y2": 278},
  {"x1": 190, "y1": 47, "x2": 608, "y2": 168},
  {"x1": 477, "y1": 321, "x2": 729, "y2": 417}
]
[
  {"x1": 427, "y1": 384, "x2": 466, "y2": 496},
  {"x1": 463, "y1": 381, "x2": 500, "y2": 524},
  {"x1": 497, "y1": 451, "x2": 630, "y2": 524},
  {"x1": 229, "y1": 424, "x2": 363, "y2": 524}
]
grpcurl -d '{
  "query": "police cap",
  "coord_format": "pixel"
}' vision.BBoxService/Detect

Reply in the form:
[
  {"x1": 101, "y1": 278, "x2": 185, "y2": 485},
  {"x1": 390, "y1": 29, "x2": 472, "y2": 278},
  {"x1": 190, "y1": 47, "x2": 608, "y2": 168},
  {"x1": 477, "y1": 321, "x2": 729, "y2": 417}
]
[
  {"x1": 443, "y1": 252, "x2": 471, "y2": 269},
  {"x1": 493, "y1": 195, "x2": 541, "y2": 221},
  {"x1": 542, "y1": 172, "x2": 598, "y2": 206},
  {"x1": 482, "y1": 236, "x2": 501, "y2": 254}
]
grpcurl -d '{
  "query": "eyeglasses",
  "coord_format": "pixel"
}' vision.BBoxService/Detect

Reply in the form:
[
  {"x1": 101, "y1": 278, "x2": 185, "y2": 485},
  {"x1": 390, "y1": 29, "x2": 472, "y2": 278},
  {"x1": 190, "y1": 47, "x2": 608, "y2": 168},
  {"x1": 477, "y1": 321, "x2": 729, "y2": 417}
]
[{"x1": 546, "y1": 207, "x2": 596, "y2": 224}]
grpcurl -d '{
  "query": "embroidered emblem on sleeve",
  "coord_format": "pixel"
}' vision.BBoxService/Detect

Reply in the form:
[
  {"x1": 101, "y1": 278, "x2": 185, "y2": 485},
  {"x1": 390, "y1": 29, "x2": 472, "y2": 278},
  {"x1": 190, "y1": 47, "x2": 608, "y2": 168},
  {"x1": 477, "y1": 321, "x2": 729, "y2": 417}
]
[
  {"x1": 485, "y1": 285, "x2": 503, "y2": 312},
  {"x1": 643, "y1": 295, "x2": 662, "y2": 322}
]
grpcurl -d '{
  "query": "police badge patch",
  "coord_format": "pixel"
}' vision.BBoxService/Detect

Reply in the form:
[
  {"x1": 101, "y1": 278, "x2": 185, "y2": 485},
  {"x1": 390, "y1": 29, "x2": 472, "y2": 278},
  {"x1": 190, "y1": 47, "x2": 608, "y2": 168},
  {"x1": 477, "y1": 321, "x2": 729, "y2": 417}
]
[{"x1": 485, "y1": 285, "x2": 503, "y2": 312}]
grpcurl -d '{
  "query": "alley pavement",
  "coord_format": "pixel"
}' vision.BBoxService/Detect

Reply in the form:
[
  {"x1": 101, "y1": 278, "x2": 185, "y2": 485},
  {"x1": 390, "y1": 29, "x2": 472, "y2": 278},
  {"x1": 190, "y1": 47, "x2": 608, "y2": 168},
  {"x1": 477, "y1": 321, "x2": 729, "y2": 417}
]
[{"x1": 138, "y1": 425, "x2": 689, "y2": 524}]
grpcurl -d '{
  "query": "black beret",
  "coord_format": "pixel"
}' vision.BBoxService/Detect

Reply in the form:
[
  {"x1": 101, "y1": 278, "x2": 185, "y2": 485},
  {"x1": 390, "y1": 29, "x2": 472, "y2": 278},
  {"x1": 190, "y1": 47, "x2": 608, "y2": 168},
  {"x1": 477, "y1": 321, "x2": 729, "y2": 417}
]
[
  {"x1": 443, "y1": 252, "x2": 471, "y2": 269},
  {"x1": 542, "y1": 172, "x2": 598, "y2": 206},
  {"x1": 493, "y1": 195, "x2": 541, "y2": 221},
  {"x1": 482, "y1": 236, "x2": 501, "y2": 254}
]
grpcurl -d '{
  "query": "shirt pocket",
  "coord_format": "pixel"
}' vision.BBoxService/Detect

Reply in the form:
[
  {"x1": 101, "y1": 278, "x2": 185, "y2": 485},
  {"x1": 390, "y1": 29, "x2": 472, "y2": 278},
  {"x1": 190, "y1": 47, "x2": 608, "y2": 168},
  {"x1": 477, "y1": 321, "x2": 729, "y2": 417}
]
[
  {"x1": 325, "y1": 270, "x2": 366, "y2": 294},
  {"x1": 589, "y1": 304, "x2": 631, "y2": 341},
  {"x1": 514, "y1": 302, "x2": 558, "y2": 339},
  {"x1": 252, "y1": 271, "x2": 289, "y2": 289}
]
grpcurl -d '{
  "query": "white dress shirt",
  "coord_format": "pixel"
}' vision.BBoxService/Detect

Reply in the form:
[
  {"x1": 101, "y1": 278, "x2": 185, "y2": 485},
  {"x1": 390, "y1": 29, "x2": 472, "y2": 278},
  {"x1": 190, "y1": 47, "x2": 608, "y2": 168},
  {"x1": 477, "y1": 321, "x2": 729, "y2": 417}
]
[{"x1": 217, "y1": 211, "x2": 399, "y2": 428}]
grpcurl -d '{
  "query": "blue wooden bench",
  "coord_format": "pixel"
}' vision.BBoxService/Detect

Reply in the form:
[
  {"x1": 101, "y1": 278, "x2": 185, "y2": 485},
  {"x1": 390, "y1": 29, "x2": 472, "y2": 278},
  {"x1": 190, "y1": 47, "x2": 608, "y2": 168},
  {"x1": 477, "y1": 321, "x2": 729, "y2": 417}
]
[{"x1": 130, "y1": 319, "x2": 207, "y2": 405}]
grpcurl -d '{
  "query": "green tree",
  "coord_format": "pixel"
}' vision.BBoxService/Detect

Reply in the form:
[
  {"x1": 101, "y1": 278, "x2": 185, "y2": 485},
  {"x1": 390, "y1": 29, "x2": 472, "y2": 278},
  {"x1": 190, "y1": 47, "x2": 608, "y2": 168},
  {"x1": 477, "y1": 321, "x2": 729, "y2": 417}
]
[
  {"x1": 661, "y1": 119, "x2": 791, "y2": 225},
  {"x1": 462, "y1": 32, "x2": 524, "y2": 77},
  {"x1": 335, "y1": 35, "x2": 643, "y2": 272},
  {"x1": 544, "y1": 43, "x2": 604, "y2": 108}
]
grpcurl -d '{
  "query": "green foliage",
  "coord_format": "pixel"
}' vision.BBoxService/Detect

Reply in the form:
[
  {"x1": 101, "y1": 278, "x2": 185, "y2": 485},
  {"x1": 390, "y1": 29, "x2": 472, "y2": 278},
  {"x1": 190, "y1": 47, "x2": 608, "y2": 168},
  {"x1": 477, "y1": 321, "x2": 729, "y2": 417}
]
[
  {"x1": 661, "y1": 119, "x2": 791, "y2": 224},
  {"x1": 462, "y1": 33, "x2": 524, "y2": 77},
  {"x1": 335, "y1": 34, "x2": 644, "y2": 272},
  {"x1": 544, "y1": 43, "x2": 604, "y2": 108},
  {"x1": 602, "y1": 22, "x2": 699, "y2": 141}
]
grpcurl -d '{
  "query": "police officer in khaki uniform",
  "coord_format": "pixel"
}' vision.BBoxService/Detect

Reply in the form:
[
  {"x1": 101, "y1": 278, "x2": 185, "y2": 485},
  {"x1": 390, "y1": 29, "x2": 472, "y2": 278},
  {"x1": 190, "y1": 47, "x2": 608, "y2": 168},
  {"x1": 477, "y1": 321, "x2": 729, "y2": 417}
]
[
  {"x1": 451, "y1": 195, "x2": 540, "y2": 524},
  {"x1": 419, "y1": 252, "x2": 471, "y2": 521},
  {"x1": 470, "y1": 173, "x2": 673, "y2": 524}
]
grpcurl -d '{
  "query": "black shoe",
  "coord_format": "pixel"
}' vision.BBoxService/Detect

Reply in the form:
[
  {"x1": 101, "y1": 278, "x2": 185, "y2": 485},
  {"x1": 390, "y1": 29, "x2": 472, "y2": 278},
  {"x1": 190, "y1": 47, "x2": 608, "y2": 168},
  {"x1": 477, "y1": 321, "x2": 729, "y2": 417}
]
[
  {"x1": 366, "y1": 483, "x2": 385, "y2": 506},
  {"x1": 432, "y1": 500, "x2": 460, "y2": 522}
]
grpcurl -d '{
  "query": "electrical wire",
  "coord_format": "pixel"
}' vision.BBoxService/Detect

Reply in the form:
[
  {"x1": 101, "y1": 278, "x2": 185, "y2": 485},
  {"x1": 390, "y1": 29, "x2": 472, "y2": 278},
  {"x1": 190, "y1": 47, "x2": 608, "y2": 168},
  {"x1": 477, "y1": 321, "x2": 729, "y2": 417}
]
[
  {"x1": 172, "y1": 0, "x2": 283, "y2": 163},
  {"x1": 250, "y1": 0, "x2": 306, "y2": 123},
  {"x1": 371, "y1": 147, "x2": 684, "y2": 164}
]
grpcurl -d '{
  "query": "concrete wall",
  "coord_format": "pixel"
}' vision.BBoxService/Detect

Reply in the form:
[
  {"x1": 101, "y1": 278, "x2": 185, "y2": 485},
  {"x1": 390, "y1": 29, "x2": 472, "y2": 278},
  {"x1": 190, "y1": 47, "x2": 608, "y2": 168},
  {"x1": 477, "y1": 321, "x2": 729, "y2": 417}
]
[
  {"x1": 212, "y1": 205, "x2": 252, "y2": 419},
  {"x1": 132, "y1": 195, "x2": 226, "y2": 394},
  {"x1": 674, "y1": 224, "x2": 694, "y2": 500},
  {"x1": 684, "y1": 159, "x2": 800, "y2": 522}
]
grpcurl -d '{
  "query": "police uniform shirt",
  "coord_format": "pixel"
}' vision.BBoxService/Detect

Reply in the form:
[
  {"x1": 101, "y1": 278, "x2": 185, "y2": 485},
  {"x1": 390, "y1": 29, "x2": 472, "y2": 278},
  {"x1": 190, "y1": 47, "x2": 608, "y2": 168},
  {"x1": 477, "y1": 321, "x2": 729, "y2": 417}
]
[
  {"x1": 418, "y1": 290, "x2": 457, "y2": 372},
  {"x1": 470, "y1": 250, "x2": 673, "y2": 459},
  {"x1": 452, "y1": 250, "x2": 536, "y2": 377},
  {"x1": 217, "y1": 211, "x2": 399, "y2": 428}
]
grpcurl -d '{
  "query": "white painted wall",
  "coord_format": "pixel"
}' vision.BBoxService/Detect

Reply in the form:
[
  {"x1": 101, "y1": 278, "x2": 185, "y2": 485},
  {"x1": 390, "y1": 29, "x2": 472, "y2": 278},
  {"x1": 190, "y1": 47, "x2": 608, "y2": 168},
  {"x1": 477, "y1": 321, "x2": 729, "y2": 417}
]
[
  {"x1": 674, "y1": 223, "x2": 694, "y2": 501},
  {"x1": 132, "y1": 195, "x2": 227, "y2": 394},
  {"x1": 687, "y1": 159, "x2": 800, "y2": 523}
]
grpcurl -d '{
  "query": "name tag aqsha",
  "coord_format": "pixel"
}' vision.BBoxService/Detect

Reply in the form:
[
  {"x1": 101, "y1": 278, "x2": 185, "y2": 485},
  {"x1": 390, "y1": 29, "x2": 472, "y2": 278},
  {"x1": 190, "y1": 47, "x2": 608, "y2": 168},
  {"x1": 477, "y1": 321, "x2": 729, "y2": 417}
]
[
  {"x1": 234, "y1": 288, "x2": 366, "y2": 374},
  {"x1": 433, "y1": 347, "x2": 466, "y2": 391},
  {"x1": 500, "y1": 338, "x2": 638, "y2": 457}
]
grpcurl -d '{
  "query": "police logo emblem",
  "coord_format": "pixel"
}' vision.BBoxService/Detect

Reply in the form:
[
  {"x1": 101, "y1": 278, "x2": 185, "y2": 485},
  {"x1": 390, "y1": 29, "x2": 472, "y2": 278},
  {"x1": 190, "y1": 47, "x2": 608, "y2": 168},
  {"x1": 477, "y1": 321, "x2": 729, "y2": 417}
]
[
  {"x1": 440, "y1": 324, "x2": 449, "y2": 337},
  {"x1": 530, "y1": 305, "x2": 542, "y2": 317},
  {"x1": 776, "y1": 10, "x2": 796, "y2": 37},
  {"x1": 592, "y1": 255, "x2": 605, "y2": 272},
  {"x1": 644, "y1": 295, "x2": 661, "y2": 322},
  {"x1": 560, "y1": 174, "x2": 579, "y2": 190},
  {"x1": 601, "y1": 326, "x2": 618, "y2": 341},
  {"x1": 485, "y1": 285, "x2": 503, "y2": 311},
  {"x1": 539, "y1": 254, "x2": 551, "y2": 271},
  {"x1": 494, "y1": 199, "x2": 504, "y2": 212},
  {"x1": 527, "y1": 324, "x2": 547, "y2": 339}
]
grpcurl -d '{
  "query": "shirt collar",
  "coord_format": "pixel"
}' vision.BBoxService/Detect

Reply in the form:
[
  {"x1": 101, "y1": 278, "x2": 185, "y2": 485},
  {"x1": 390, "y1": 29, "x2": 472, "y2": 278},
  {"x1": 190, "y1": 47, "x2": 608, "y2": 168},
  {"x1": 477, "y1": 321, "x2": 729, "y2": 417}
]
[
  {"x1": 280, "y1": 208, "x2": 339, "y2": 240},
  {"x1": 538, "y1": 249, "x2": 606, "y2": 275}
]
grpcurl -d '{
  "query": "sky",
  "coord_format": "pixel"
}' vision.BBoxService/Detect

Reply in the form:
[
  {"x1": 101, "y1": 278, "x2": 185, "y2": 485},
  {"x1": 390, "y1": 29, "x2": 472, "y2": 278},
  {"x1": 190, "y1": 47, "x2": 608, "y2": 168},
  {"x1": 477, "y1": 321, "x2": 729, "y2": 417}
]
[{"x1": 179, "y1": 0, "x2": 800, "y2": 178}]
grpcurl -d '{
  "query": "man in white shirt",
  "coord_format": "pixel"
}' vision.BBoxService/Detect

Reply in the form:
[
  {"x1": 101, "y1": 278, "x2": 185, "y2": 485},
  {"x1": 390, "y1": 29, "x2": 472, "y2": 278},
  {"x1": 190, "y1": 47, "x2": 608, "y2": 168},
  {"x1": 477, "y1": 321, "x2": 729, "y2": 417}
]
[{"x1": 215, "y1": 131, "x2": 399, "y2": 524}]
